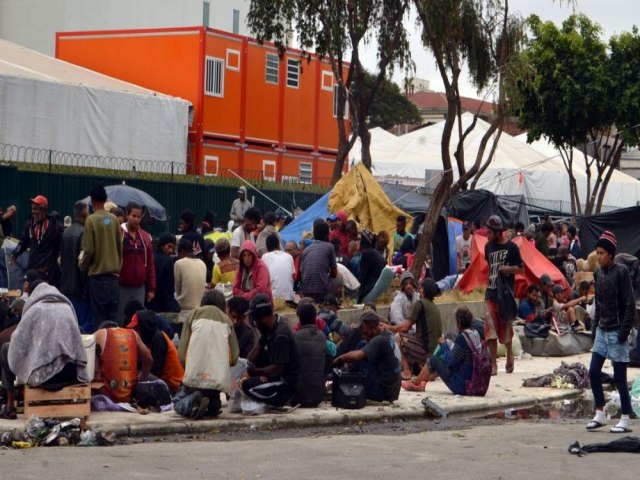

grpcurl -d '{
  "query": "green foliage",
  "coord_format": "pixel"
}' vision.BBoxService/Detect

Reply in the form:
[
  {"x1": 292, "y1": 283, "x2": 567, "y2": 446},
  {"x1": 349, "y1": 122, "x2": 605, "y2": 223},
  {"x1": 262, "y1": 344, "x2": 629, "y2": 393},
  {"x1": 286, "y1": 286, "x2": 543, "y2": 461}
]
[{"x1": 364, "y1": 71, "x2": 421, "y2": 129}]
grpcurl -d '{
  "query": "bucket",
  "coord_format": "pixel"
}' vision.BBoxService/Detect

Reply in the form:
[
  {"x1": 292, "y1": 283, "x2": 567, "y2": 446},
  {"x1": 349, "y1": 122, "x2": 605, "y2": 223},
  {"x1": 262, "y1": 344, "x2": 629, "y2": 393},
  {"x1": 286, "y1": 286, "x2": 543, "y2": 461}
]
[{"x1": 82, "y1": 334, "x2": 96, "y2": 382}]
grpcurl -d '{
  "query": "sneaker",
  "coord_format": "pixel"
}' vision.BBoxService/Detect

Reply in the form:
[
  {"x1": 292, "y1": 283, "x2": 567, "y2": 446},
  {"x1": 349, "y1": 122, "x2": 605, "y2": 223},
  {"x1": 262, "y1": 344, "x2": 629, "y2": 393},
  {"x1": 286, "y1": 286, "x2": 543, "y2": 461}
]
[{"x1": 401, "y1": 380, "x2": 426, "y2": 392}]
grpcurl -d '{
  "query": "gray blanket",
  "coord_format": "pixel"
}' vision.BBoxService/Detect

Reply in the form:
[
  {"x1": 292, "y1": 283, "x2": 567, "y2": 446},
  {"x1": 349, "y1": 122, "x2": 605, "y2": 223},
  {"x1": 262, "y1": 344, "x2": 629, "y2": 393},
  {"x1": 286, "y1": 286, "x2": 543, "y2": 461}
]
[{"x1": 8, "y1": 283, "x2": 89, "y2": 386}]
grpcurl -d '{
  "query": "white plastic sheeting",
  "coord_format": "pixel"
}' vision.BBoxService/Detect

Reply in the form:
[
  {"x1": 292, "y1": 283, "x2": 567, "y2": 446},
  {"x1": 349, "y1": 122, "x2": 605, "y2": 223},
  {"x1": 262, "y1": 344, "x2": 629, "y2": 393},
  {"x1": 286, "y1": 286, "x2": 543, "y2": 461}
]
[{"x1": 0, "y1": 39, "x2": 189, "y2": 172}]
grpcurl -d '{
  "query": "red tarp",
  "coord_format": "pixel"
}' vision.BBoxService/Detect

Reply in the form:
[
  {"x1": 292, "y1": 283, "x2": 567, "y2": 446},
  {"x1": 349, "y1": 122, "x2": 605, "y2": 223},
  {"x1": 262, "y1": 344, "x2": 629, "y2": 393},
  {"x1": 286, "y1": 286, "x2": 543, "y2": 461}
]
[{"x1": 457, "y1": 235, "x2": 570, "y2": 299}]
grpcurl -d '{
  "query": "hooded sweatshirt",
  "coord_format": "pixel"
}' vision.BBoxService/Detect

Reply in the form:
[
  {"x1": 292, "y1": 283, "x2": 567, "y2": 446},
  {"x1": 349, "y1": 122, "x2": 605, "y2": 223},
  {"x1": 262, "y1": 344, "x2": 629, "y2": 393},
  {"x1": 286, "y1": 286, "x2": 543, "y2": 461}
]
[
  {"x1": 230, "y1": 186, "x2": 252, "y2": 225},
  {"x1": 232, "y1": 240, "x2": 273, "y2": 303},
  {"x1": 8, "y1": 283, "x2": 89, "y2": 386}
]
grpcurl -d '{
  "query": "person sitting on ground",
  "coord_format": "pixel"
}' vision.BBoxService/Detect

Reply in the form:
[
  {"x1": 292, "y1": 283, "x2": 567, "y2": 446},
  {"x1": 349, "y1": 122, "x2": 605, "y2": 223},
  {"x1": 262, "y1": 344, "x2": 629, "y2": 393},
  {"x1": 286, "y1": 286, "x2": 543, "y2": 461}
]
[
  {"x1": 211, "y1": 238, "x2": 239, "y2": 287},
  {"x1": 179, "y1": 209, "x2": 205, "y2": 259},
  {"x1": 389, "y1": 272, "x2": 420, "y2": 327},
  {"x1": 300, "y1": 220, "x2": 341, "y2": 303},
  {"x1": 293, "y1": 302, "x2": 327, "y2": 408},
  {"x1": 333, "y1": 311, "x2": 401, "y2": 402},
  {"x1": 124, "y1": 299, "x2": 174, "y2": 339},
  {"x1": 345, "y1": 219, "x2": 359, "y2": 243},
  {"x1": 376, "y1": 230, "x2": 390, "y2": 263},
  {"x1": 226, "y1": 296, "x2": 258, "y2": 359},
  {"x1": 329, "y1": 210, "x2": 350, "y2": 257},
  {"x1": 356, "y1": 229, "x2": 387, "y2": 303},
  {"x1": 147, "y1": 233, "x2": 181, "y2": 314},
  {"x1": 231, "y1": 208, "x2": 261, "y2": 259},
  {"x1": 0, "y1": 299, "x2": 23, "y2": 349},
  {"x1": 174, "y1": 238, "x2": 207, "y2": 320},
  {"x1": 384, "y1": 279, "x2": 443, "y2": 381},
  {"x1": 94, "y1": 320, "x2": 152, "y2": 403},
  {"x1": 518, "y1": 285, "x2": 544, "y2": 324},
  {"x1": 535, "y1": 222, "x2": 553, "y2": 257},
  {"x1": 262, "y1": 233, "x2": 295, "y2": 304},
  {"x1": 331, "y1": 238, "x2": 349, "y2": 266},
  {"x1": 127, "y1": 310, "x2": 184, "y2": 394},
  {"x1": 402, "y1": 306, "x2": 484, "y2": 394},
  {"x1": 555, "y1": 245, "x2": 578, "y2": 287},
  {"x1": 347, "y1": 239, "x2": 362, "y2": 277},
  {"x1": 551, "y1": 284, "x2": 587, "y2": 332},
  {"x1": 570, "y1": 280, "x2": 593, "y2": 331},
  {"x1": 1, "y1": 281, "x2": 91, "y2": 419},
  {"x1": 392, "y1": 235, "x2": 416, "y2": 270},
  {"x1": 232, "y1": 240, "x2": 273, "y2": 303},
  {"x1": 241, "y1": 293, "x2": 301, "y2": 408},
  {"x1": 203, "y1": 239, "x2": 215, "y2": 286},
  {"x1": 176, "y1": 290, "x2": 239, "y2": 419},
  {"x1": 255, "y1": 211, "x2": 283, "y2": 258},
  {"x1": 539, "y1": 274, "x2": 555, "y2": 314},
  {"x1": 284, "y1": 240, "x2": 302, "y2": 292},
  {"x1": 317, "y1": 294, "x2": 350, "y2": 342}
]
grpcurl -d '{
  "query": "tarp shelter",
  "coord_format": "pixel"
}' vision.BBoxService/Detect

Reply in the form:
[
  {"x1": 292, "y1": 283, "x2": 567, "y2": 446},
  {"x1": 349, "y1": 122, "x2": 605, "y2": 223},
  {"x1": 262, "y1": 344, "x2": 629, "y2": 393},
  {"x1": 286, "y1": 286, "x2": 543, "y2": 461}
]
[
  {"x1": 0, "y1": 39, "x2": 189, "y2": 171},
  {"x1": 579, "y1": 206, "x2": 640, "y2": 258},
  {"x1": 380, "y1": 183, "x2": 431, "y2": 214},
  {"x1": 280, "y1": 191, "x2": 330, "y2": 244},
  {"x1": 445, "y1": 189, "x2": 530, "y2": 227},
  {"x1": 457, "y1": 235, "x2": 570, "y2": 298}
]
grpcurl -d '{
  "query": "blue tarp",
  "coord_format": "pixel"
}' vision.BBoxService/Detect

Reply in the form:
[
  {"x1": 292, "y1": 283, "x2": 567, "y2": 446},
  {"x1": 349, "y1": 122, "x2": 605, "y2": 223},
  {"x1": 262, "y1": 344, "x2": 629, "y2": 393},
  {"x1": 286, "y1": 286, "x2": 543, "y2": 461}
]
[
  {"x1": 280, "y1": 191, "x2": 331, "y2": 244},
  {"x1": 447, "y1": 218, "x2": 463, "y2": 275}
]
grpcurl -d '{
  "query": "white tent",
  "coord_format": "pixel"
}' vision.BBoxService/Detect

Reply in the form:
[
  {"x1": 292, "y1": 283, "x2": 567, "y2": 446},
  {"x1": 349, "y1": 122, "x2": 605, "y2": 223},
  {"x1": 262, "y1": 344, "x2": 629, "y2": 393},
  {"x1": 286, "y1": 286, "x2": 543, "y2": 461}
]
[
  {"x1": 0, "y1": 39, "x2": 190, "y2": 173},
  {"x1": 350, "y1": 113, "x2": 640, "y2": 213}
]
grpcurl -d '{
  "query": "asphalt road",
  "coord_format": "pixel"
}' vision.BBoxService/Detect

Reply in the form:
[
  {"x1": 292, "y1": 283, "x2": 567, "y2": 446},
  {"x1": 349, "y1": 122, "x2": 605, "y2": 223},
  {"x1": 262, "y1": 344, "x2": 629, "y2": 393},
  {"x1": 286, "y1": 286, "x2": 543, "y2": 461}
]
[{"x1": 2, "y1": 419, "x2": 637, "y2": 480}]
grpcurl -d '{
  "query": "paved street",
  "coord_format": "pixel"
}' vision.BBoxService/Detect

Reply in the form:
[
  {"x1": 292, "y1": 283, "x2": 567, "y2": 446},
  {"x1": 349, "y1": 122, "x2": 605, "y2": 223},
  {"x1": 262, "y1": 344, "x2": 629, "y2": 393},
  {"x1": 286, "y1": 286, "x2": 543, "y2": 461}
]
[{"x1": 2, "y1": 419, "x2": 637, "y2": 480}]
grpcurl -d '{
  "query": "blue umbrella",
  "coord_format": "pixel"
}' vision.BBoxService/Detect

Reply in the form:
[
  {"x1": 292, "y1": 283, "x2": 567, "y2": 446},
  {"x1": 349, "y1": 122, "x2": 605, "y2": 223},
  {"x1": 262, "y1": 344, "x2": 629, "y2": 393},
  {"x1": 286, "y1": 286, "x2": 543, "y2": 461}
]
[{"x1": 82, "y1": 183, "x2": 167, "y2": 223}]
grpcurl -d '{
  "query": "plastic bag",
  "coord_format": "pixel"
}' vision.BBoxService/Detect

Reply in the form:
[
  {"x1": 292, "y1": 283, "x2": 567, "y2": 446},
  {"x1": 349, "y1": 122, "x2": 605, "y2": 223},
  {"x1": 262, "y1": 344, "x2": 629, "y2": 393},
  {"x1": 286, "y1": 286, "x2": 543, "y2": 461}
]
[
  {"x1": 241, "y1": 398, "x2": 267, "y2": 416},
  {"x1": 631, "y1": 377, "x2": 640, "y2": 417}
]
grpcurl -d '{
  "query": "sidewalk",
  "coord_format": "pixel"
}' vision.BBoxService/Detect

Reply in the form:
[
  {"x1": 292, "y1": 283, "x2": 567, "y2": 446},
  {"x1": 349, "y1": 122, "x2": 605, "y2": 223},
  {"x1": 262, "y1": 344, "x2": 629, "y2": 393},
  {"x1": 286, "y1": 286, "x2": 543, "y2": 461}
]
[{"x1": 1, "y1": 352, "x2": 624, "y2": 438}]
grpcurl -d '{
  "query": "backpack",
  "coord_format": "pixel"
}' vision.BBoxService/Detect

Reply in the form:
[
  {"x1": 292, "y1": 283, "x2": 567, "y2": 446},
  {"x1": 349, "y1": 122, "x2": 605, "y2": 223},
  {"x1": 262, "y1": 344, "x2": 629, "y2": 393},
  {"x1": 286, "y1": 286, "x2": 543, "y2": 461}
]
[{"x1": 462, "y1": 331, "x2": 491, "y2": 397}]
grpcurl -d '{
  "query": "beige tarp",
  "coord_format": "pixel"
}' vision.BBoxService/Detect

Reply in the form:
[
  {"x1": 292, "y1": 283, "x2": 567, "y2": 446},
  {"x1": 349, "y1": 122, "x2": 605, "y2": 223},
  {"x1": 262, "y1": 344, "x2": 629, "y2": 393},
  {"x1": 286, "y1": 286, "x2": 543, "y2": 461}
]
[{"x1": 328, "y1": 163, "x2": 413, "y2": 250}]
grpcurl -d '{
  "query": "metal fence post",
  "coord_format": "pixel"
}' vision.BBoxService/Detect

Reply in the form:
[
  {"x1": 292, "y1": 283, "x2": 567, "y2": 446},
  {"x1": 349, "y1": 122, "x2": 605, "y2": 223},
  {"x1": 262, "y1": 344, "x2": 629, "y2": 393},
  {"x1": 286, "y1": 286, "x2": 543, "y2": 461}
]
[{"x1": 48, "y1": 150, "x2": 52, "y2": 173}]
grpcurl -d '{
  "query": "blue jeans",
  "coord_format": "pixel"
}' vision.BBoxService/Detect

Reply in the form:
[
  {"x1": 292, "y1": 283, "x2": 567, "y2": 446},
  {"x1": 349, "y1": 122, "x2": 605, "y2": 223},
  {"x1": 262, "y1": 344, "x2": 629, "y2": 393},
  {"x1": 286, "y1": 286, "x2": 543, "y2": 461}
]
[
  {"x1": 173, "y1": 386, "x2": 222, "y2": 417},
  {"x1": 89, "y1": 274, "x2": 119, "y2": 330},
  {"x1": 68, "y1": 294, "x2": 94, "y2": 334},
  {"x1": 0, "y1": 247, "x2": 28, "y2": 290}
]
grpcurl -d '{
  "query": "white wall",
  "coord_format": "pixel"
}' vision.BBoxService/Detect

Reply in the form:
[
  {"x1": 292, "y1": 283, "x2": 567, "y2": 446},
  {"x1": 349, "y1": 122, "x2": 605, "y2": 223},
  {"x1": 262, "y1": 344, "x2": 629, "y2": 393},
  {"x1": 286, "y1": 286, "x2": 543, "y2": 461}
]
[{"x1": 0, "y1": 0, "x2": 250, "y2": 56}]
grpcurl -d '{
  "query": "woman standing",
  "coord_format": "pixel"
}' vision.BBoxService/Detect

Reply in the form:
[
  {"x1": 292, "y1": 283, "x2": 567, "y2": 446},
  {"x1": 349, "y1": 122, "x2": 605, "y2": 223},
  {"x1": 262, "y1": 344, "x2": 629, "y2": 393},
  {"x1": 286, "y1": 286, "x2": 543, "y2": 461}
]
[{"x1": 587, "y1": 231, "x2": 636, "y2": 433}]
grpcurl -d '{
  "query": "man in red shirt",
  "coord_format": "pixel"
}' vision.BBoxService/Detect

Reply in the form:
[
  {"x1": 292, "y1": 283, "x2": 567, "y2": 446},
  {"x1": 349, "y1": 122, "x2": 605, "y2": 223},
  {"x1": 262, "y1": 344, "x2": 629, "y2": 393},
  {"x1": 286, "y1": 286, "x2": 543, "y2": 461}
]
[
  {"x1": 329, "y1": 210, "x2": 350, "y2": 257},
  {"x1": 117, "y1": 202, "x2": 156, "y2": 325}
]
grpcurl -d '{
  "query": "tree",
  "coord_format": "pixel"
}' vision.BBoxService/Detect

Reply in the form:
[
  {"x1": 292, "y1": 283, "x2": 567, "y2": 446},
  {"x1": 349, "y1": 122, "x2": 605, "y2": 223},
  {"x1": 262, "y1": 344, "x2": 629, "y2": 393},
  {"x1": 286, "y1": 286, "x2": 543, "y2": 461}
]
[
  {"x1": 410, "y1": 0, "x2": 523, "y2": 279},
  {"x1": 516, "y1": 15, "x2": 640, "y2": 217},
  {"x1": 364, "y1": 71, "x2": 421, "y2": 130},
  {"x1": 247, "y1": 0, "x2": 413, "y2": 184}
]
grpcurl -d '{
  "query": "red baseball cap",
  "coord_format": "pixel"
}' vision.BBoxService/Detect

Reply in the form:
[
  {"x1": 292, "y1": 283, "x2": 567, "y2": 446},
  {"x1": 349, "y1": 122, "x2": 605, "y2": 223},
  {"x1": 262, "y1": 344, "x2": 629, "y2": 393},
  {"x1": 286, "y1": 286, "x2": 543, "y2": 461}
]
[
  {"x1": 30, "y1": 195, "x2": 48, "y2": 209},
  {"x1": 336, "y1": 210, "x2": 348, "y2": 223}
]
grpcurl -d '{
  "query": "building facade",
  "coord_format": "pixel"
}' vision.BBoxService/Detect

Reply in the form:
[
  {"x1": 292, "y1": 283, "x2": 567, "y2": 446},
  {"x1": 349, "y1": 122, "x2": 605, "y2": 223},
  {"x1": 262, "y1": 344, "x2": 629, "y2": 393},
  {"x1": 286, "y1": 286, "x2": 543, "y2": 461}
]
[{"x1": 57, "y1": 27, "x2": 348, "y2": 184}]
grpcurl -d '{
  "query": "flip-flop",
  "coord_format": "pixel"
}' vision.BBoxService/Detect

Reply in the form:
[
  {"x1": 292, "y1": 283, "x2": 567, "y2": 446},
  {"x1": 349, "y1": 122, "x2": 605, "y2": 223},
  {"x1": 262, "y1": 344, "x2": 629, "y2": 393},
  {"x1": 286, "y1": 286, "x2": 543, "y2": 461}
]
[
  {"x1": 586, "y1": 420, "x2": 606, "y2": 430},
  {"x1": 610, "y1": 425, "x2": 633, "y2": 433}
]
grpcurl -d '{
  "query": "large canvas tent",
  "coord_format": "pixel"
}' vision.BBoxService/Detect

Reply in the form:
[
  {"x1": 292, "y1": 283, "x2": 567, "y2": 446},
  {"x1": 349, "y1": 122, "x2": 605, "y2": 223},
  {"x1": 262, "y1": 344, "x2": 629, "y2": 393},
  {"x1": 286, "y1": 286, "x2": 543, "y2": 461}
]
[
  {"x1": 0, "y1": 39, "x2": 189, "y2": 171},
  {"x1": 445, "y1": 189, "x2": 530, "y2": 227},
  {"x1": 579, "y1": 206, "x2": 640, "y2": 258}
]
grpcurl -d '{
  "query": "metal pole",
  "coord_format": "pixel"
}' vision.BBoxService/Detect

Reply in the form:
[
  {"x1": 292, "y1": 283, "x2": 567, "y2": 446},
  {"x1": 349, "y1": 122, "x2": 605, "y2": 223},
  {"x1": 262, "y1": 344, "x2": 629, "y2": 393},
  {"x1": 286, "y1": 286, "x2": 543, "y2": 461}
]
[
  {"x1": 48, "y1": 150, "x2": 52, "y2": 173},
  {"x1": 227, "y1": 169, "x2": 293, "y2": 217}
]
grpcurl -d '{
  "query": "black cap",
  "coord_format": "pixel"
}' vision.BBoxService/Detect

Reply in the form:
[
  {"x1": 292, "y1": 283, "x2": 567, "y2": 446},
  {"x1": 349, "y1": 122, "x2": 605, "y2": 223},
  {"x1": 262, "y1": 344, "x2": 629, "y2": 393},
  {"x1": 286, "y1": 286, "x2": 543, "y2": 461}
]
[
  {"x1": 579, "y1": 280, "x2": 592, "y2": 290},
  {"x1": 246, "y1": 293, "x2": 273, "y2": 318},
  {"x1": 323, "y1": 294, "x2": 340, "y2": 309},
  {"x1": 486, "y1": 215, "x2": 504, "y2": 231},
  {"x1": 552, "y1": 284, "x2": 564, "y2": 294},
  {"x1": 540, "y1": 274, "x2": 553, "y2": 286}
]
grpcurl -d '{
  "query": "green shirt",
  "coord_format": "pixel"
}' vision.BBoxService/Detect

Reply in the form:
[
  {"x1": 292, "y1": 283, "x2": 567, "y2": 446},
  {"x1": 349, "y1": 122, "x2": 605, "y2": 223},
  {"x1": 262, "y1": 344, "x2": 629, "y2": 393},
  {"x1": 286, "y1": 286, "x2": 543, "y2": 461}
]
[
  {"x1": 408, "y1": 298, "x2": 442, "y2": 355},
  {"x1": 79, "y1": 209, "x2": 123, "y2": 276}
]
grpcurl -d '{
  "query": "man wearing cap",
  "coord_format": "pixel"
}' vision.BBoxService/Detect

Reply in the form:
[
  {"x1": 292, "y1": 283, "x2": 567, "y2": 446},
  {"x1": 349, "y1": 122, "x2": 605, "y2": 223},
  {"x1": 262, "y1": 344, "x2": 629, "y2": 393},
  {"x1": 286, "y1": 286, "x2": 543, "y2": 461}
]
[
  {"x1": 455, "y1": 221, "x2": 473, "y2": 272},
  {"x1": 147, "y1": 233, "x2": 181, "y2": 314},
  {"x1": 211, "y1": 237, "x2": 239, "y2": 287},
  {"x1": 587, "y1": 230, "x2": 636, "y2": 433},
  {"x1": 241, "y1": 293, "x2": 301, "y2": 408},
  {"x1": 230, "y1": 186, "x2": 252, "y2": 230},
  {"x1": 10, "y1": 195, "x2": 62, "y2": 286},
  {"x1": 389, "y1": 271, "x2": 420, "y2": 326},
  {"x1": 484, "y1": 215, "x2": 523, "y2": 376},
  {"x1": 329, "y1": 210, "x2": 350, "y2": 257},
  {"x1": 550, "y1": 284, "x2": 587, "y2": 332},
  {"x1": 538, "y1": 273, "x2": 555, "y2": 314},
  {"x1": 60, "y1": 201, "x2": 92, "y2": 332},
  {"x1": 318, "y1": 294, "x2": 350, "y2": 340},
  {"x1": 333, "y1": 311, "x2": 401, "y2": 402}
]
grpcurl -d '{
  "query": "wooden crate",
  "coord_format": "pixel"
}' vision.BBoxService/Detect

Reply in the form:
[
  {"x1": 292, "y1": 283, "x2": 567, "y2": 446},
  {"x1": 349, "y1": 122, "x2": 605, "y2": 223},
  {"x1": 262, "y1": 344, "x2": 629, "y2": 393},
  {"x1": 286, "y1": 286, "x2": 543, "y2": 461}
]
[{"x1": 23, "y1": 384, "x2": 91, "y2": 419}]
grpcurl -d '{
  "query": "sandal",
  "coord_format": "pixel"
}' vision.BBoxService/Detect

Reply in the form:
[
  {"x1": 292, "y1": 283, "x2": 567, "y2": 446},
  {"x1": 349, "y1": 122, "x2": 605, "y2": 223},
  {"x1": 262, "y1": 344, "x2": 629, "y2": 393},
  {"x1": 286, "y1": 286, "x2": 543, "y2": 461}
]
[{"x1": 586, "y1": 420, "x2": 606, "y2": 430}]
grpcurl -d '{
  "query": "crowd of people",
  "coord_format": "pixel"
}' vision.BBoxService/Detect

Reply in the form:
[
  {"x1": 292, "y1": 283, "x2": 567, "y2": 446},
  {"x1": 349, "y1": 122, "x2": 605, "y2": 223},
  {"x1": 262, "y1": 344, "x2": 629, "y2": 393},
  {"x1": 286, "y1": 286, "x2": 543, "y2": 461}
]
[{"x1": 0, "y1": 190, "x2": 636, "y2": 434}]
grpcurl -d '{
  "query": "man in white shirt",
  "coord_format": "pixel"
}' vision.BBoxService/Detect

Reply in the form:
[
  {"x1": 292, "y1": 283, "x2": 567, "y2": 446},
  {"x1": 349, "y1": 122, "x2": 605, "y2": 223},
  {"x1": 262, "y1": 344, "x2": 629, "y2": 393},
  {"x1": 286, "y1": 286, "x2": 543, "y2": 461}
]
[
  {"x1": 230, "y1": 208, "x2": 261, "y2": 259},
  {"x1": 262, "y1": 233, "x2": 294, "y2": 302},
  {"x1": 455, "y1": 221, "x2": 473, "y2": 272}
]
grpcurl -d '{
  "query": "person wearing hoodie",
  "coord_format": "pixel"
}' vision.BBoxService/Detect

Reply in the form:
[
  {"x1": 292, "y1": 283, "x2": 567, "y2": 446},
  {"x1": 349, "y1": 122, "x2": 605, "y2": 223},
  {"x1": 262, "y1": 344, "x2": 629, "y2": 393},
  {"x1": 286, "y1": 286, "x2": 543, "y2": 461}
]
[
  {"x1": 1, "y1": 281, "x2": 90, "y2": 419},
  {"x1": 232, "y1": 240, "x2": 273, "y2": 303},
  {"x1": 230, "y1": 186, "x2": 253, "y2": 230},
  {"x1": 127, "y1": 310, "x2": 184, "y2": 394}
]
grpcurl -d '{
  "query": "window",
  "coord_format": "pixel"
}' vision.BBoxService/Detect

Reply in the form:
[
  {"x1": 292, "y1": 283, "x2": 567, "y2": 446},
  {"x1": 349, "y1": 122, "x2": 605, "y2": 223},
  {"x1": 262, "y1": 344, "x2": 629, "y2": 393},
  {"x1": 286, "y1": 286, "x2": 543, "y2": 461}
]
[
  {"x1": 299, "y1": 162, "x2": 312, "y2": 184},
  {"x1": 321, "y1": 71, "x2": 333, "y2": 91},
  {"x1": 286, "y1": 58, "x2": 300, "y2": 88},
  {"x1": 205, "y1": 57, "x2": 224, "y2": 97},
  {"x1": 226, "y1": 49, "x2": 240, "y2": 71},
  {"x1": 265, "y1": 53, "x2": 279, "y2": 84},
  {"x1": 232, "y1": 9, "x2": 240, "y2": 34},
  {"x1": 204, "y1": 156, "x2": 219, "y2": 176},
  {"x1": 202, "y1": 1, "x2": 210, "y2": 27},
  {"x1": 263, "y1": 160, "x2": 276, "y2": 181},
  {"x1": 333, "y1": 84, "x2": 348, "y2": 118}
]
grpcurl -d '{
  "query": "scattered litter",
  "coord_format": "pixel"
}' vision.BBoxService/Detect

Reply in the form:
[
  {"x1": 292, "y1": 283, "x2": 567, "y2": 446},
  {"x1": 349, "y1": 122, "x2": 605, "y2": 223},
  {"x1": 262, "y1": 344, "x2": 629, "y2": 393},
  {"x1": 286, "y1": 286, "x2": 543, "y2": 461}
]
[{"x1": 0, "y1": 415, "x2": 116, "y2": 449}]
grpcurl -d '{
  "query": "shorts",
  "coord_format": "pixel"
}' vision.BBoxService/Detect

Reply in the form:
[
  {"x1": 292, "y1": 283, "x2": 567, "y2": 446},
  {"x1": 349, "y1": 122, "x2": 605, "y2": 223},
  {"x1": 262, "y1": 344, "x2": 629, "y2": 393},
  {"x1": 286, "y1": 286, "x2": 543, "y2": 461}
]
[
  {"x1": 592, "y1": 328, "x2": 630, "y2": 363},
  {"x1": 398, "y1": 333, "x2": 428, "y2": 370},
  {"x1": 484, "y1": 300, "x2": 513, "y2": 344}
]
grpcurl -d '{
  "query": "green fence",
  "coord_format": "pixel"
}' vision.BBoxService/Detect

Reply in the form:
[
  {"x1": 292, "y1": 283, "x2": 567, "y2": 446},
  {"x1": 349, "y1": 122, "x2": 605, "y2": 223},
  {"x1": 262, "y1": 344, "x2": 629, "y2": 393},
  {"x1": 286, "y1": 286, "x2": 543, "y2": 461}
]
[{"x1": 0, "y1": 165, "x2": 325, "y2": 236}]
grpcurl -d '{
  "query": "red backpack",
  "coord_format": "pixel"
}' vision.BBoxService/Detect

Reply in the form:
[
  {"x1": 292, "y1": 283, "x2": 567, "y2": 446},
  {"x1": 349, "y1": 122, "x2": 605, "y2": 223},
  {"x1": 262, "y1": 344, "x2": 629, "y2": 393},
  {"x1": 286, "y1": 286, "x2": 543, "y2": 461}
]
[{"x1": 462, "y1": 331, "x2": 492, "y2": 396}]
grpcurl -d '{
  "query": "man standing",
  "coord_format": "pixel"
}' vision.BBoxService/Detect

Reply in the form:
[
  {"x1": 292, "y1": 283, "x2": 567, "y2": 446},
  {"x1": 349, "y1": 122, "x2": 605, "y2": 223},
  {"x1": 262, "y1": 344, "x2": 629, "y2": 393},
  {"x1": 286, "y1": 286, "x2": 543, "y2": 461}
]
[
  {"x1": 300, "y1": 221, "x2": 340, "y2": 303},
  {"x1": 231, "y1": 208, "x2": 261, "y2": 259},
  {"x1": 79, "y1": 185, "x2": 123, "y2": 330},
  {"x1": 11, "y1": 195, "x2": 62, "y2": 286},
  {"x1": 242, "y1": 293, "x2": 301, "y2": 408},
  {"x1": 117, "y1": 202, "x2": 156, "y2": 325},
  {"x1": 484, "y1": 215, "x2": 523, "y2": 376},
  {"x1": 393, "y1": 215, "x2": 412, "y2": 252},
  {"x1": 147, "y1": 233, "x2": 180, "y2": 314},
  {"x1": 255, "y1": 211, "x2": 283, "y2": 257},
  {"x1": 262, "y1": 233, "x2": 295, "y2": 303},
  {"x1": 455, "y1": 221, "x2": 473, "y2": 272},
  {"x1": 230, "y1": 186, "x2": 252, "y2": 230},
  {"x1": 60, "y1": 201, "x2": 92, "y2": 333}
]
